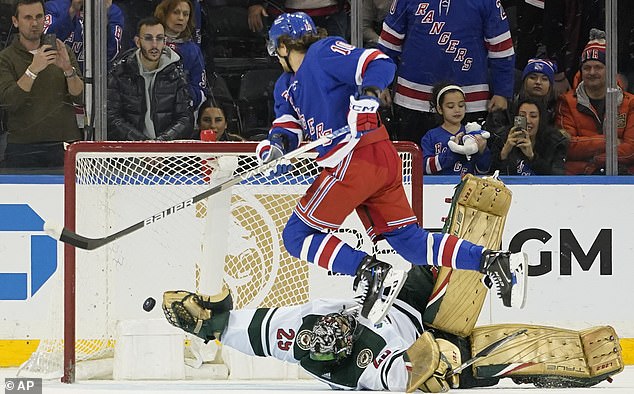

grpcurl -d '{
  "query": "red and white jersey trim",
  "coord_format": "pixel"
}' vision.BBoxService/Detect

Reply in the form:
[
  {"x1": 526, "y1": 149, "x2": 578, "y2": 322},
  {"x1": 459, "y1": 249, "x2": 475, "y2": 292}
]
[
  {"x1": 377, "y1": 22, "x2": 404, "y2": 53},
  {"x1": 271, "y1": 114, "x2": 303, "y2": 141},
  {"x1": 485, "y1": 31, "x2": 515, "y2": 59},
  {"x1": 394, "y1": 77, "x2": 490, "y2": 113},
  {"x1": 355, "y1": 49, "x2": 389, "y2": 86}
]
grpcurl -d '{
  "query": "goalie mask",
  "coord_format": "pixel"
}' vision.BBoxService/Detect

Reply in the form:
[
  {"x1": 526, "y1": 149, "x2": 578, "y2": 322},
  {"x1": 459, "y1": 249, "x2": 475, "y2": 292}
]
[
  {"x1": 309, "y1": 312, "x2": 357, "y2": 363},
  {"x1": 267, "y1": 12, "x2": 317, "y2": 56}
]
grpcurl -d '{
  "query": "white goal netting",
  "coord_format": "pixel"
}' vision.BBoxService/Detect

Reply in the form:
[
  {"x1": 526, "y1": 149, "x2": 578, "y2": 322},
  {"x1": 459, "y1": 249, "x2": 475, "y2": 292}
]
[{"x1": 19, "y1": 141, "x2": 421, "y2": 381}]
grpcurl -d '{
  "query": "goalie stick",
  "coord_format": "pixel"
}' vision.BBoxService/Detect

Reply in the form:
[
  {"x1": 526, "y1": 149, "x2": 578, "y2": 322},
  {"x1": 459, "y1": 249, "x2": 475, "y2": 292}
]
[
  {"x1": 448, "y1": 328, "x2": 528, "y2": 377},
  {"x1": 44, "y1": 125, "x2": 353, "y2": 250}
]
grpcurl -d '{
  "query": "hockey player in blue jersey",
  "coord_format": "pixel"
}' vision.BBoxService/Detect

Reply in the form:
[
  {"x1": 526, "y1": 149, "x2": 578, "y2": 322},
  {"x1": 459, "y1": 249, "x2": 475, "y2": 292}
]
[
  {"x1": 256, "y1": 12, "x2": 526, "y2": 317},
  {"x1": 44, "y1": 0, "x2": 124, "y2": 70}
]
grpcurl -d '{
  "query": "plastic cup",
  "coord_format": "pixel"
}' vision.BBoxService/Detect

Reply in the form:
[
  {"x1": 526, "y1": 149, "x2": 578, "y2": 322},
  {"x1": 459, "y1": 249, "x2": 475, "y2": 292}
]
[{"x1": 200, "y1": 129, "x2": 217, "y2": 141}]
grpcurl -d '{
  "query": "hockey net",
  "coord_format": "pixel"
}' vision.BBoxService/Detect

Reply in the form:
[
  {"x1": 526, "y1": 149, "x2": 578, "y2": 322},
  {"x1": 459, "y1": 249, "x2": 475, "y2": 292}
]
[{"x1": 19, "y1": 141, "x2": 422, "y2": 382}]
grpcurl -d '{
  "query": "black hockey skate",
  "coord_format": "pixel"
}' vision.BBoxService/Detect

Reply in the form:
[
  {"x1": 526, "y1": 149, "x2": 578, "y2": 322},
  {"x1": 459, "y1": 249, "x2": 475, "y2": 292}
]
[
  {"x1": 480, "y1": 250, "x2": 527, "y2": 308},
  {"x1": 353, "y1": 256, "x2": 408, "y2": 323}
]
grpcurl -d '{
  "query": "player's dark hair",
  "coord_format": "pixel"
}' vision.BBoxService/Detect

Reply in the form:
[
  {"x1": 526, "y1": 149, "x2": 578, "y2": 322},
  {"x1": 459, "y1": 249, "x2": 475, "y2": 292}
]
[
  {"x1": 431, "y1": 81, "x2": 465, "y2": 113},
  {"x1": 136, "y1": 16, "x2": 163, "y2": 36},
  {"x1": 515, "y1": 96, "x2": 549, "y2": 147},
  {"x1": 13, "y1": 0, "x2": 45, "y2": 17},
  {"x1": 278, "y1": 27, "x2": 328, "y2": 54}
]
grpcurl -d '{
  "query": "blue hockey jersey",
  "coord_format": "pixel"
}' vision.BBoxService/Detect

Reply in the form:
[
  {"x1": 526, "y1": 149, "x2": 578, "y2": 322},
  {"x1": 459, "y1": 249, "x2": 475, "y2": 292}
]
[
  {"x1": 421, "y1": 125, "x2": 491, "y2": 175},
  {"x1": 270, "y1": 36, "x2": 396, "y2": 167},
  {"x1": 377, "y1": 0, "x2": 515, "y2": 113},
  {"x1": 166, "y1": 38, "x2": 208, "y2": 109},
  {"x1": 44, "y1": 0, "x2": 124, "y2": 70}
]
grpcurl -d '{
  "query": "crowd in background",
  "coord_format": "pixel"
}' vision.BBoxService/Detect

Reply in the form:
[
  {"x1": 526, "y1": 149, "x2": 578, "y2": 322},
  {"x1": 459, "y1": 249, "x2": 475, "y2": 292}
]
[{"x1": 0, "y1": 0, "x2": 633, "y2": 175}]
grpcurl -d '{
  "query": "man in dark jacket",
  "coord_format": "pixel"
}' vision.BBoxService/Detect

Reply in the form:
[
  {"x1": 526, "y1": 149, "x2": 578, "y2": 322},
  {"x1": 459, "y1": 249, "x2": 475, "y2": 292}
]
[{"x1": 107, "y1": 16, "x2": 193, "y2": 141}]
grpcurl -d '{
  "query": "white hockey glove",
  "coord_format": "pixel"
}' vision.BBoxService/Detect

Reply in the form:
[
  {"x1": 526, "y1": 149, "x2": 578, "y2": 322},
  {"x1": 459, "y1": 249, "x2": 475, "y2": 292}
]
[
  {"x1": 255, "y1": 137, "x2": 292, "y2": 178},
  {"x1": 347, "y1": 94, "x2": 380, "y2": 138}
]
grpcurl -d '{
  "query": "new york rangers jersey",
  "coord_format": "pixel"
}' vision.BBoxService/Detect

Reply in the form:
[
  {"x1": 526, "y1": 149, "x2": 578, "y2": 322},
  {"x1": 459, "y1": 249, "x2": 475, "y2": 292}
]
[
  {"x1": 377, "y1": 0, "x2": 515, "y2": 113},
  {"x1": 422, "y1": 125, "x2": 491, "y2": 175},
  {"x1": 44, "y1": 0, "x2": 124, "y2": 70},
  {"x1": 270, "y1": 36, "x2": 396, "y2": 168},
  {"x1": 222, "y1": 298, "x2": 421, "y2": 391},
  {"x1": 165, "y1": 38, "x2": 208, "y2": 109}
]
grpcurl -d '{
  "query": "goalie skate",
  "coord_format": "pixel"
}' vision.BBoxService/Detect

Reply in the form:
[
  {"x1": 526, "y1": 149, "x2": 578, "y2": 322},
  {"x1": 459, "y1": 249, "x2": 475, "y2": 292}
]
[{"x1": 353, "y1": 256, "x2": 408, "y2": 323}]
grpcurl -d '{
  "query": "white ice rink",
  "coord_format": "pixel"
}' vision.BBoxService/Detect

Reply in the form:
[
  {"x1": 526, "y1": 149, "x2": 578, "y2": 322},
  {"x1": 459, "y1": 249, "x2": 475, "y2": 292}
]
[{"x1": 3, "y1": 366, "x2": 634, "y2": 394}]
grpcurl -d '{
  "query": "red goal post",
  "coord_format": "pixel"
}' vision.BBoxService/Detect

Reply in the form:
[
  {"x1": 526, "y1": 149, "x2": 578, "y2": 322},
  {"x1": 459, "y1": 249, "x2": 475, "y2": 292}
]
[{"x1": 31, "y1": 141, "x2": 422, "y2": 383}]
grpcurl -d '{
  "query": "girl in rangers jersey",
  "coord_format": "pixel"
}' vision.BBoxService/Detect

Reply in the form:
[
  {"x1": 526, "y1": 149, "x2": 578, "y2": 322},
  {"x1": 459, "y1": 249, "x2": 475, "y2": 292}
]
[{"x1": 422, "y1": 83, "x2": 491, "y2": 175}]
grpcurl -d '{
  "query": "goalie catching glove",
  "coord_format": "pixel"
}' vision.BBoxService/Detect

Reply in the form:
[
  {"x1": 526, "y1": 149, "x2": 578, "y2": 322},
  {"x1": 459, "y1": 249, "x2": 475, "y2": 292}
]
[
  {"x1": 255, "y1": 132, "x2": 295, "y2": 177},
  {"x1": 162, "y1": 287, "x2": 233, "y2": 342}
]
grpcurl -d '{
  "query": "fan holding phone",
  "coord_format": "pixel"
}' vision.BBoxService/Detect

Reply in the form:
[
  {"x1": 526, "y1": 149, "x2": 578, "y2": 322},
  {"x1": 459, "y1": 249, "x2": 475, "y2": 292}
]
[{"x1": 492, "y1": 97, "x2": 568, "y2": 175}]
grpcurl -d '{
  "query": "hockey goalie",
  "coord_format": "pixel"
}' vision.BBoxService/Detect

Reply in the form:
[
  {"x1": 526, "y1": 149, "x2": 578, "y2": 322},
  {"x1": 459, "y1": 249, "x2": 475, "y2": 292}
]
[{"x1": 161, "y1": 174, "x2": 624, "y2": 392}]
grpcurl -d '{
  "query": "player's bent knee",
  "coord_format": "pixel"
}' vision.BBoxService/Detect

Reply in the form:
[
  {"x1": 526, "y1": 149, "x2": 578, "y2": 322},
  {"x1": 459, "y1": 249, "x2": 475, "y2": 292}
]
[{"x1": 282, "y1": 213, "x2": 315, "y2": 258}]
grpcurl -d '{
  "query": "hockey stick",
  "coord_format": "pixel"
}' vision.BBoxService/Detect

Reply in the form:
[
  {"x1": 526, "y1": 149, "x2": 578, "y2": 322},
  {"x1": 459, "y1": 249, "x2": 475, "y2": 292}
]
[
  {"x1": 447, "y1": 328, "x2": 527, "y2": 377},
  {"x1": 44, "y1": 125, "x2": 352, "y2": 250}
]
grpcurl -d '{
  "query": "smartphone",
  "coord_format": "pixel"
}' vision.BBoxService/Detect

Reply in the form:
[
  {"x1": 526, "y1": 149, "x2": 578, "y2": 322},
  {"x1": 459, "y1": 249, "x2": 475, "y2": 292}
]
[
  {"x1": 513, "y1": 115, "x2": 527, "y2": 131},
  {"x1": 41, "y1": 33, "x2": 57, "y2": 50}
]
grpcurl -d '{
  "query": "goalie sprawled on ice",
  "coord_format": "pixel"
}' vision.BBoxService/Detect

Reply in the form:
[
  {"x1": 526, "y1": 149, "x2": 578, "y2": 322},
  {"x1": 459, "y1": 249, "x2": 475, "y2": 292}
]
[{"x1": 162, "y1": 274, "x2": 622, "y2": 392}]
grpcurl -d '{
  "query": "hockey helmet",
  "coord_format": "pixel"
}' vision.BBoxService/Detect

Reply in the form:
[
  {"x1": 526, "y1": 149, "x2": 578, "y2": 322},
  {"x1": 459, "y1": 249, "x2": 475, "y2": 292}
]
[
  {"x1": 309, "y1": 312, "x2": 357, "y2": 363},
  {"x1": 267, "y1": 12, "x2": 317, "y2": 56}
]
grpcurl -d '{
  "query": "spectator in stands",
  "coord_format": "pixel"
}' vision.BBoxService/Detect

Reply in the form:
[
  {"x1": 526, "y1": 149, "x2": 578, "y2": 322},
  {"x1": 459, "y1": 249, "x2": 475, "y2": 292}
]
[
  {"x1": 362, "y1": 0, "x2": 390, "y2": 48},
  {"x1": 514, "y1": 58, "x2": 557, "y2": 125},
  {"x1": 421, "y1": 83, "x2": 491, "y2": 176},
  {"x1": 377, "y1": 0, "x2": 515, "y2": 145},
  {"x1": 0, "y1": 0, "x2": 83, "y2": 168},
  {"x1": 543, "y1": 1, "x2": 634, "y2": 96},
  {"x1": 107, "y1": 16, "x2": 193, "y2": 141},
  {"x1": 113, "y1": 0, "x2": 201, "y2": 50},
  {"x1": 492, "y1": 97, "x2": 568, "y2": 175},
  {"x1": 247, "y1": 0, "x2": 348, "y2": 39},
  {"x1": 556, "y1": 29, "x2": 634, "y2": 175},
  {"x1": 197, "y1": 100, "x2": 244, "y2": 141},
  {"x1": 44, "y1": 0, "x2": 125, "y2": 70},
  {"x1": 154, "y1": 0, "x2": 208, "y2": 109}
]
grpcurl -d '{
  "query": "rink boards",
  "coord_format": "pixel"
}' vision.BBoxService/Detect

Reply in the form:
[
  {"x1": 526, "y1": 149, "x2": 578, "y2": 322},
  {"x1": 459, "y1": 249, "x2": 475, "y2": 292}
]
[{"x1": 0, "y1": 175, "x2": 633, "y2": 366}]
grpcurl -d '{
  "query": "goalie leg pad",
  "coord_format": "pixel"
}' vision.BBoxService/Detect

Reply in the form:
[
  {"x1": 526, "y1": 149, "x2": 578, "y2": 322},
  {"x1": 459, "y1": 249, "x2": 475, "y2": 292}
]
[
  {"x1": 162, "y1": 288, "x2": 232, "y2": 342},
  {"x1": 424, "y1": 174, "x2": 512, "y2": 336},
  {"x1": 470, "y1": 324, "x2": 623, "y2": 388}
]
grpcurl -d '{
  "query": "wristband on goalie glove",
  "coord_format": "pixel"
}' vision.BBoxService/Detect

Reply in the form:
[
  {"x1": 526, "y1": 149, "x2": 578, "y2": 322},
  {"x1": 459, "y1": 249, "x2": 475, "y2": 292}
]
[{"x1": 347, "y1": 94, "x2": 380, "y2": 138}]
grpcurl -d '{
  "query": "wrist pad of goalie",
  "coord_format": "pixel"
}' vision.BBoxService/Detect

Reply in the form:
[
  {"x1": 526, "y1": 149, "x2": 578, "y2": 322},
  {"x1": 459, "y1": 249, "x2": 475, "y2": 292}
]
[
  {"x1": 348, "y1": 94, "x2": 380, "y2": 138},
  {"x1": 162, "y1": 289, "x2": 232, "y2": 342}
]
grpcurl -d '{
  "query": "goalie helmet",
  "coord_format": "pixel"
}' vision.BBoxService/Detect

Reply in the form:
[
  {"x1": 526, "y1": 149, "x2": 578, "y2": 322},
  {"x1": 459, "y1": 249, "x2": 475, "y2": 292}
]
[
  {"x1": 309, "y1": 312, "x2": 357, "y2": 363},
  {"x1": 267, "y1": 12, "x2": 317, "y2": 56}
]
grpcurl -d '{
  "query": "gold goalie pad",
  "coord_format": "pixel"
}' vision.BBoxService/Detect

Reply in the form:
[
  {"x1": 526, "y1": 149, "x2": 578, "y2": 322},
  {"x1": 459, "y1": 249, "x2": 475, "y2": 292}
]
[
  {"x1": 423, "y1": 173, "x2": 512, "y2": 337},
  {"x1": 405, "y1": 332, "x2": 461, "y2": 393},
  {"x1": 470, "y1": 324, "x2": 624, "y2": 387}
]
